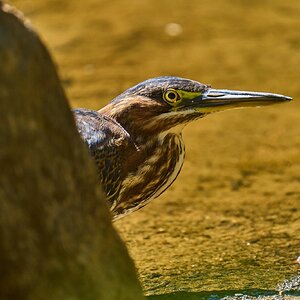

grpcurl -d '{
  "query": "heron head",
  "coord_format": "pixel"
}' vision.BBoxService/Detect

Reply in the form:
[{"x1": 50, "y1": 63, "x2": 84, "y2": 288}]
[{"x1": 99, "y1": 76, "x2": 292, "y2": 136}]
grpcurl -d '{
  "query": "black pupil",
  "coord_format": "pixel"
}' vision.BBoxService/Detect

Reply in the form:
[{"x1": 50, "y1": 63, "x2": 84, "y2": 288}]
[{"x1": 168, "y1": 92, "x2": 176, "y2": 100}]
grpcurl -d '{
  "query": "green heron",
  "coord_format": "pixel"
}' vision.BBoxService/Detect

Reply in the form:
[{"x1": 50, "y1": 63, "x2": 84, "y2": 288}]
[{"x1": 74, "y1": 76, "x2": 291, "y2": 221}]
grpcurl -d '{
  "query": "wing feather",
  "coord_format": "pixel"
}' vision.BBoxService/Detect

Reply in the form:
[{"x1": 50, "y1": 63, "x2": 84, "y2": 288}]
[{"x1": 73, "y1": 108, "x2": 130, "y2": 207}]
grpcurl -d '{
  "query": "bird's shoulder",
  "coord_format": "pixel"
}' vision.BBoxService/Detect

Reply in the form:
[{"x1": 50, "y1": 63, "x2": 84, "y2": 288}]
[
  {"x1": 73, "y1": 108, "x2": 133, "y2": 206},
  {"x1": 73, "y1": 108, "x2": 131, "y2": 151}
]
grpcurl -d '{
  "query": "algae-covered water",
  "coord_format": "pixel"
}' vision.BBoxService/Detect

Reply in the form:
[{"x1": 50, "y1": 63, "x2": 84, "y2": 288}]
[{"x1": 12, "y1": 0, "x2": 300, "y2": 298}]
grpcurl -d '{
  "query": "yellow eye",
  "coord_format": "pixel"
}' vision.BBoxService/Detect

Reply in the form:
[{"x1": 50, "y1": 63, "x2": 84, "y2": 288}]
[{"x1": 164, "y1": 89, "x2": 181, "y2": 103}]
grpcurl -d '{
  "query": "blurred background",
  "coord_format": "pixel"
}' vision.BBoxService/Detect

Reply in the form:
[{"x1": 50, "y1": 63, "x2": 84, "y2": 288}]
[{"x1": 11, "y1": 0, "x2": 300, "y2": 297}]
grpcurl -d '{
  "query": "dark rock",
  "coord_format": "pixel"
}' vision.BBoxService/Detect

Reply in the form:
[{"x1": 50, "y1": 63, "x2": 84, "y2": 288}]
[{"x1": 0, "y1": 3, "x2": 144, "y2": 300}]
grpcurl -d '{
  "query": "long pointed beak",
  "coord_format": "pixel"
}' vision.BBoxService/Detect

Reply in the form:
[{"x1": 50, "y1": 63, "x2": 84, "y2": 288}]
[{"x1": 194, "y1": 88, "x2": 292, "y2": 113}]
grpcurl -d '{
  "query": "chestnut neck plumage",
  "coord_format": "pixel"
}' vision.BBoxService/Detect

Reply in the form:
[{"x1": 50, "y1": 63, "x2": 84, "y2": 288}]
[
  {"x1": 99, "y1": 101, "x2": 191, "y2": 220},
  {"x1": 112, "y1": 130, "x2": 186, "y2": 220}
]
